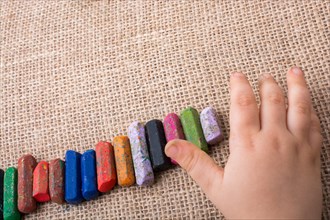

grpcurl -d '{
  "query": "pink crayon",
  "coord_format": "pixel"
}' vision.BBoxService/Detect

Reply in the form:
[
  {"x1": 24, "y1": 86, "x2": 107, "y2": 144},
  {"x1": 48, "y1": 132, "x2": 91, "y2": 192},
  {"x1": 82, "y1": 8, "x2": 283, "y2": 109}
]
[{"x1": 163, "y1": 113, "x2": 185, "y2": 165}]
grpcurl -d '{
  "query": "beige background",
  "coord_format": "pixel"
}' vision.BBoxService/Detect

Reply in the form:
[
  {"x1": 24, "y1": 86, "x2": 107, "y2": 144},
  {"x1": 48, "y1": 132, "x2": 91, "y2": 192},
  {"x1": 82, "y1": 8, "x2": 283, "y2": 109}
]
[{"x1": 0, "y1": 0, "x2": 329, "y2": 219}]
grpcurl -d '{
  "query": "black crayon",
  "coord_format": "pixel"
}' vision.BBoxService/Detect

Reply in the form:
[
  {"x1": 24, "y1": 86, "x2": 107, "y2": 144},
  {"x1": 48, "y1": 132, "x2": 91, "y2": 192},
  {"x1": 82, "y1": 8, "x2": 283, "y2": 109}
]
[{"x1": 145, "y1": 119, "x2": 171, "y2": 171}]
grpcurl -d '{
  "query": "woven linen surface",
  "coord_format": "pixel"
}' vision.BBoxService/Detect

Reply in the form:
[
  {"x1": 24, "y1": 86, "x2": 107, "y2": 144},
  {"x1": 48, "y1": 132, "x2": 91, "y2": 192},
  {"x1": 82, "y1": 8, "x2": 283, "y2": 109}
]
[{"x1": 0, "y1": 0, "x2": 329, "y2": 219}]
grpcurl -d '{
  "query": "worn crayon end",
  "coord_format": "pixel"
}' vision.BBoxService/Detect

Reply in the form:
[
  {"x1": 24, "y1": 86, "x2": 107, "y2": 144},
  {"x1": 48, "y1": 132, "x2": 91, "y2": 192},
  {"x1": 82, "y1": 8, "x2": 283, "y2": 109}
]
[
  {"x1": 145, "y1": 119, "x2": 171, "y2": 171},
  {"x1": 128, "y1": 121, "x2": 154, "y2": 186},
  {"x1": 17, "y1": 154, "x2": 37, "y2": 213},
  {"x1": 163, "y1": 113, "x2": 185, "y2": 165},
  {"x1": 49, "y1": 159, "x2": 65, "y2": 204},
  {"x1": 180, "y1": 107, "x2": 208, "y2": 153},
  {"x1": 200, "y1": 107, "x2": 224, "y2": 145},
  {"x1": 113, "y1": 136, "x2": 135, "y2": 187},
  {"x1": 95, "y1": 141, "x2": 117, "y2": 193},
  {"x1": 65, "y1": 150, "x2": 83, "y2": 204},
  {"x1": 33, "y1": 161, "x2": 50, "y2": 202},
  {"x1": 81, "y1": 149, "x2": 99, "y2": 201},
  {"x1": 4, "y1": 167, "x2": 21, "y2": 220}
]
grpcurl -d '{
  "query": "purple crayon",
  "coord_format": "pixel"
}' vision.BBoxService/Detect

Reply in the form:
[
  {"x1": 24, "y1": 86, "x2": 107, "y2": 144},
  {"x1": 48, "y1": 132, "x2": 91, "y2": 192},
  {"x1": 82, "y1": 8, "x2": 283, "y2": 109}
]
[
  {"x1": 128, "y1": 121, "x2": 154, "y2": 186},
  {"x1": 200, "y1": 107, "x2": 224, "y2": 145},
  {"x1": 163, "y1": 113, "x2": 185, "y2": 165}
]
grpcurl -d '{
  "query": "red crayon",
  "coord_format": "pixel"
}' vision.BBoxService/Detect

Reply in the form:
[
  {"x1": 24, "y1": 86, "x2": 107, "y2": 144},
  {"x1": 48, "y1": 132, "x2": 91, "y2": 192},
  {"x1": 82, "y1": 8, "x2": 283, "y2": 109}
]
[
  {"x1": 95, "y1": 141, "x2": 117, "y2": 192},
  {"x1": 18, "y1": 154, "x2": 37, "y2": 213},
  {"x1": 33, "y1": 161, "x2": 50, "y2": 202},
  {"x1": 49, "y1": 159, "x2": 65, "y2": 204}
]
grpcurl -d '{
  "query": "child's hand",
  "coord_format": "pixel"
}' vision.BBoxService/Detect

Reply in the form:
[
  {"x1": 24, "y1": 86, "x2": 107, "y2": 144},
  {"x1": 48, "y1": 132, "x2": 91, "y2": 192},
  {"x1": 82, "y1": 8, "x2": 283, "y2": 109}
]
[{"x1": 165, "y1": 67, "x2": 322, "y2": 219}]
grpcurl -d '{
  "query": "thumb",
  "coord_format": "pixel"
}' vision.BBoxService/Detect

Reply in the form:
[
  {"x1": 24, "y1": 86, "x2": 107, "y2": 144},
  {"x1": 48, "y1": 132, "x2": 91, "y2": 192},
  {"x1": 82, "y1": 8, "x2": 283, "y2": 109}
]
[{"x1": 165, "y1": 139, "x2": 224, "y2": 196}]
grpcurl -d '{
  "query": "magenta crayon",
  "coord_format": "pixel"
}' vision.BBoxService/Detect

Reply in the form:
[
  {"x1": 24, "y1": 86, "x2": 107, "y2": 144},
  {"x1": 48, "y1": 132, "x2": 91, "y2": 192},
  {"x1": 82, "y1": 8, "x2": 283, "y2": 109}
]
[{"x1": 163, "y1": 113, "x2": 185, "y2": 164}]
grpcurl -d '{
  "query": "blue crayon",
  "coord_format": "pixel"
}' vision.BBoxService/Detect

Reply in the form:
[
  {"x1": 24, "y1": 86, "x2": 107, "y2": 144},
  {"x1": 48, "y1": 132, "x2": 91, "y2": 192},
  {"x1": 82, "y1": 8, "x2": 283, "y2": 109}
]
[
  {"x1": 81, "y1": 149, "x2": 98, "y2": 200},
  {"x1": 65, "y1": 150, "x2": 83, "y2": 204}
]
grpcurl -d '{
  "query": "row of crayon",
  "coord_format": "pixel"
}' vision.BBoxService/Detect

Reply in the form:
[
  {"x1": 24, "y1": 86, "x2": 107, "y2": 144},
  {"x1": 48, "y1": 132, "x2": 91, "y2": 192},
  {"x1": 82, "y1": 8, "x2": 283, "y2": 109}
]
[{"x1": 0, "y1": 107, "x2": 223, "y2": 220}]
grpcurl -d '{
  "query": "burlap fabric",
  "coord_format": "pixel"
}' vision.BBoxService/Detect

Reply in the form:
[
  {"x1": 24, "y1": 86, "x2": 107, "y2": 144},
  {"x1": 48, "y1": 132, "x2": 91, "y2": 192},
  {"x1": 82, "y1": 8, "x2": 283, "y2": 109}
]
[{"x1": 0, "y1": 0, "x2": 329, "y2": 219}]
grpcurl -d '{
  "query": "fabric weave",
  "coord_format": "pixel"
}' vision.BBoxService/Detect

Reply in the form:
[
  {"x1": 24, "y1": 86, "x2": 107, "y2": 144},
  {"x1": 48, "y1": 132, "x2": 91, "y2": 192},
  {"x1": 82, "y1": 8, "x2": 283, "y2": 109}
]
[{"x1": 0, "y1": 0, "x2": 329, "y2": 219}]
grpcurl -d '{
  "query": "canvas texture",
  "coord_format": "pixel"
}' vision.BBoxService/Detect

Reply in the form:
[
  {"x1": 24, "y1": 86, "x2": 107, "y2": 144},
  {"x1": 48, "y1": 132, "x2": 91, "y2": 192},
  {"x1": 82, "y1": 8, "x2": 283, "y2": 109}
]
[{"x1": 0, "y1": 0, "x2": 329, "y2": 219}]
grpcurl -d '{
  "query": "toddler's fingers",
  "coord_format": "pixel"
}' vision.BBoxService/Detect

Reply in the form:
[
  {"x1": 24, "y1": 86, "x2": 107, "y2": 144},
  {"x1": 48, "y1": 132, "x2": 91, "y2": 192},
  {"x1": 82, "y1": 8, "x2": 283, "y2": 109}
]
[
  {"x1": 286, "y1": 67, "x2": 312, "y2": 140},
  {"x1": 309, "y1": 109, "x2": 322, "y2": 154},
  {"x1": 230, "y1": 73, "x2": 260, "y2": 140},
  {"x1": 165, "y1": 139, "x2": 223, "y2": 198},
  {"x1": 258, "y1": 74, "x2": 286, "y2": 130}
]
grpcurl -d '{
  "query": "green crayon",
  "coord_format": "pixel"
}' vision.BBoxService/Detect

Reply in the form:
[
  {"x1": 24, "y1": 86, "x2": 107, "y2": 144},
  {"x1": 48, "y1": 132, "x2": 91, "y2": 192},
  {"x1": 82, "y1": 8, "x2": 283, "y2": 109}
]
[
  {"x1": 180, "y1": 107, "x2": 208, "y2": 153},
  {"x1": 4, "y1": 167, "x2": 21, "y2": 220}
]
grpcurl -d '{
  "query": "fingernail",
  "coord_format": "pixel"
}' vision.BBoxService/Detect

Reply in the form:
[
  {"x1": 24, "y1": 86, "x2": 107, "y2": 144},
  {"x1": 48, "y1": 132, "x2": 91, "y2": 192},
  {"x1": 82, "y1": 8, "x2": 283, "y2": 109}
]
[
  {"x1": 165, "y1": 143, "x2": 178, "y2": 158},
  {"x1": 290, "y1": 67, "x2": 303, "y2": 76},
  {"x1": 259, "y1": 73, "x2": 272, "y2": 81},
  {"x1": 231, "y1": 72, "x2": 243, "y2": 77}
]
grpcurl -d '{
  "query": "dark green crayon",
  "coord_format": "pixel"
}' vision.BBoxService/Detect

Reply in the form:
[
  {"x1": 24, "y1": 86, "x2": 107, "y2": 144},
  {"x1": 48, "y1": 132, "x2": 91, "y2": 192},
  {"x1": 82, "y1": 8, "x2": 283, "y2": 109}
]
[
  {"x1": 3, "y1": 167, "x2": 20, "y2": 220},
  {"x1": 180, "y1": 107, "x2": 208, "y2": 153},
  {"x1": 0, "y1": 169, "x2": 4, "y2": 220}
]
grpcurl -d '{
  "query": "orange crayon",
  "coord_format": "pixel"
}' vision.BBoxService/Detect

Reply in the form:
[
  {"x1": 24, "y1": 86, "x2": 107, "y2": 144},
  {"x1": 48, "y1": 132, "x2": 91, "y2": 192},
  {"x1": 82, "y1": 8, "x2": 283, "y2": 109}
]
[{"x1": 113, "y1": 136, "x2": 135, "y2": 187}]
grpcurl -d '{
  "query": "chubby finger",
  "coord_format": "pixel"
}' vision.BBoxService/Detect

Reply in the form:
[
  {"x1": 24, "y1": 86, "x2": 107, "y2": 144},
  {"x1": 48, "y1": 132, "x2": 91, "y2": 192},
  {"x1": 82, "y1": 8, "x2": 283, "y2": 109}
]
[
  {"x1": 230, "y1": 73, "x2": 260, "y2": 138},
  {"x1": 258, "y1": 74, "x2": 286, "y2": 130},
  {"x1": 165, "y1": 139, "x2": 223, "y2": 196},
  {"x1": 286, "y1": 67, "x2": 312, "y2": 139},
  {"x1": 309, "y1": 108, "x2": 323, "y2": 153}
]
